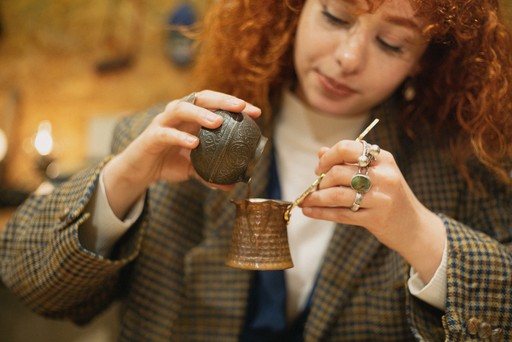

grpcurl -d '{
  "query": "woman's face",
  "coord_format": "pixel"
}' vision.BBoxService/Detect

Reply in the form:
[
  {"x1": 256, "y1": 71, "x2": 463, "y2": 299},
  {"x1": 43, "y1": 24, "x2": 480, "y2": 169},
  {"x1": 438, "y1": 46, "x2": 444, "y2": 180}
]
[{"x1": 294, "y1": 0, "x2": 428, "y2": 117}]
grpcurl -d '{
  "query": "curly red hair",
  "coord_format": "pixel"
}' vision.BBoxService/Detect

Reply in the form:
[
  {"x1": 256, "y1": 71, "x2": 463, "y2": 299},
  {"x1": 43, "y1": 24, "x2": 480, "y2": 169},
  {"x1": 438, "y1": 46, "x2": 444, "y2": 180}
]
[{"x1": 192, "y1": 0, "x2": 512, "y2": 186}]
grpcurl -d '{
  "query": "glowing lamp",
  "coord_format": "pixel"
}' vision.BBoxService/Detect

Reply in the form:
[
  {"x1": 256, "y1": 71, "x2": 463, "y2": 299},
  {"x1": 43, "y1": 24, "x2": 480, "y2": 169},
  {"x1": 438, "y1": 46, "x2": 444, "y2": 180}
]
[
  {"x1": 34, "y1": 121, "x2": 53, "y2": 156},
  {"x1": 0, "y1": 128, "x2": 7, "y2": 162}
]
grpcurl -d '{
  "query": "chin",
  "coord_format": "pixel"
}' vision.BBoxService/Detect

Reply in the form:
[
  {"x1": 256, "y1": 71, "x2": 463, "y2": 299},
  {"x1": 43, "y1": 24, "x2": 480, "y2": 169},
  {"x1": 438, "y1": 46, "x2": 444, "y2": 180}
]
[{"x1": 304, "y1": 93, "x2": 349, "y2": 117}]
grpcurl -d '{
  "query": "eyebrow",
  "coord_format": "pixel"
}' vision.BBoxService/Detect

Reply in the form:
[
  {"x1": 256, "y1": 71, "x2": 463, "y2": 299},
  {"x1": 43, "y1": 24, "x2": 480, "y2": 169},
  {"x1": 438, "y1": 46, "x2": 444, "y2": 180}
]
[
  {"x1": 383, "y1": 15, "x2": 422, "y2": 32},
  {"x1": 334, "y1": 0, "x2": 423, "y2": 33}
]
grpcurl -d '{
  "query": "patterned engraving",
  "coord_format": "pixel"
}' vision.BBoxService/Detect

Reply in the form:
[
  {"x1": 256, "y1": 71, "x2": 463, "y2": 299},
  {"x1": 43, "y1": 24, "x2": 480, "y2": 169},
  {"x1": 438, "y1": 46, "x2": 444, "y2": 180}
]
[
  {"x1": 191, "y1": 110, "x2": 267, "y2": 184},
  {"x1": 226, "y1": 199, "x2": 294, "y2": 270}
]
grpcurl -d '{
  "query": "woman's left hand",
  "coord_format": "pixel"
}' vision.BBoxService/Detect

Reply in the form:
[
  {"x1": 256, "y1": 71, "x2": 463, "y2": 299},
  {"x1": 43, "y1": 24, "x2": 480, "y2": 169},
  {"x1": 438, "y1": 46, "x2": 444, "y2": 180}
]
[{"x1": 300, "y1": 139, "x2": 446, "y2": 282}]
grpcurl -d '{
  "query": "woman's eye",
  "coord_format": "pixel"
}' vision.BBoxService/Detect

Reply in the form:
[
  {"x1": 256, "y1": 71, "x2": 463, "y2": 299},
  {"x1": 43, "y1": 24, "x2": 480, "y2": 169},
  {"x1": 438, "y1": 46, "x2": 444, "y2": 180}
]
[
  {"x1": 322, "y1": 10, "x2": 349, "y2": 26},
  {"x1": 377, "y1": 37, "x2": 403, "y2": 54}
]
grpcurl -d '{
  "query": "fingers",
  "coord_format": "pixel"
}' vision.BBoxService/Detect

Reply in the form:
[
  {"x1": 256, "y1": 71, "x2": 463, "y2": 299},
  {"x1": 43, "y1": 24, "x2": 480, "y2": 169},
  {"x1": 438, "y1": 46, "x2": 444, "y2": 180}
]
[
  {"x1": 300, "y1": 189, "x2": 372, "y2": 227},
  {"x1": 302, "y1": 185, "x2": 357, "y2": 208},
  {"x1": 193, "y1": 90, "x2": 262, "y2": 118},
  {"x1": 142, "y1": 89, "x2": 263, "y2": 160},
  {"x1": 316, "y1": 140, "x2": 385, "y2": 174},
  {"x1": 300, "y1": 180, "x2": 392, "y2": 228},
  {"x1": 161, "y1": 100, "x2": 223, "y2": 130},
  {"x1": 158, "y1": 90, "x2": 262, "y2": 131},
  {"x1": 316, "y1": 164, "x2": 354, "y2": 189},
  {"x1": 148, "y1": 125, "x2": 200, "y2": 150},
  {"x1": 301, "y1": 204, "x2": 374, "y2": 225},
  {"x1": 315, "y1": 140, "x2": 365, "y2": 174},
  {"x1": 303, "y1": 143, "x2": 386, "y2": 211},
  {"x1": 302, "y1": 182, "x2": 379, "y2": 210}
]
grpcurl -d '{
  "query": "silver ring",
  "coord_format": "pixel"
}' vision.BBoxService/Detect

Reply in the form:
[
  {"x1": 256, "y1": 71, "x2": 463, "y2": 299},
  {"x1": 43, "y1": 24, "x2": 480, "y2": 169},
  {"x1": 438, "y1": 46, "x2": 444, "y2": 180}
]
[
  {"x1": 181, "y1": 92, "x2": 197, "y2": 104},
  {"x1": 368, "y1": 144, "x2": 380, "y2": 161},
  {"x1": 351, "y1": 192, "x2": 364, "y2": 212},
  {"x1": 358, "y1": 140, "x2": 381, "y2": 165},
  {"x1": 357, "y1": 140, "x2": 370, "y2": 167}
]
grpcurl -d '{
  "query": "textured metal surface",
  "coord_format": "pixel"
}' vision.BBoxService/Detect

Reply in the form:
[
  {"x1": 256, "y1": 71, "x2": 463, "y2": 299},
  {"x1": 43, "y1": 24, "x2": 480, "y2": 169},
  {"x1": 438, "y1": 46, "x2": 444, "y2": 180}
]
[
  {"x1": 226, "y1": 199, "x2": 293, "y2": 270},
  {"x1": 191, "y1": 110, "x2": 267, "y2": 185}
]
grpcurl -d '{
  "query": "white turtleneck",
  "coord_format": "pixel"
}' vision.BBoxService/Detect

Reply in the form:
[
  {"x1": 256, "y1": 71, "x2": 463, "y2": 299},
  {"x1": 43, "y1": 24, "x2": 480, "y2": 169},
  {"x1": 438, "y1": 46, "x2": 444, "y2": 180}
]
[{"x1": 274, "y1": 91, "x2": 369, "y2": 321}]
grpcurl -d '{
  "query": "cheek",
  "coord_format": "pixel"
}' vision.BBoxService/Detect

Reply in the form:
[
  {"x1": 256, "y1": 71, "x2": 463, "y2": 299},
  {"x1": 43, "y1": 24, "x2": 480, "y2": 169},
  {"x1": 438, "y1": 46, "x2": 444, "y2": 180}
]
[
  {"x1": 293, "y1": 8, "x2": 321, "y2": 79},
  {"x1": 293, "y1": 33, "x2": 311, "y2": 83},
  {"x1": 367, "y1": 59, "x2": 413, "y2": 95},
  {"x1": 376, "y1": 73, "x2": 404, "y2": 93},
  {"x1": 368, "y1": 77, "x2": 404, "y2": 104},
  {"x1": 294, "y1": 31, "x2": 327, "y2": 81}
]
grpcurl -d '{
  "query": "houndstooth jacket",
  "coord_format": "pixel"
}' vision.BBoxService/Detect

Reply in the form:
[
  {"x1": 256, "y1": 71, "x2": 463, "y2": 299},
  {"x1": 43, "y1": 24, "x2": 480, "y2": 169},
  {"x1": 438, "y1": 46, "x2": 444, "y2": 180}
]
[{"x1": 1, "y1": 104, "x2": 511, "y2": 341}]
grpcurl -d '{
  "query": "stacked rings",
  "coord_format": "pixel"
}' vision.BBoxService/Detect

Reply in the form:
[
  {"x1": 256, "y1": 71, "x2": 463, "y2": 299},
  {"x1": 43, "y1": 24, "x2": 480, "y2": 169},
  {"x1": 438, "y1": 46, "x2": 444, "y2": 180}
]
[{"x1": 350, "y1": 140, "x2": 380, "y2": 212}]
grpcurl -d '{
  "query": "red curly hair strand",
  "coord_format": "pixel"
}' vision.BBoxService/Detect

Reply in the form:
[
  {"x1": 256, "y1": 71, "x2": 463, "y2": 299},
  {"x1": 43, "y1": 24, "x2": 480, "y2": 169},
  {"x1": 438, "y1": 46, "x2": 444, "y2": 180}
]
[{"x1": 191, "y1": 0, "x2": 512, "y2": 186}]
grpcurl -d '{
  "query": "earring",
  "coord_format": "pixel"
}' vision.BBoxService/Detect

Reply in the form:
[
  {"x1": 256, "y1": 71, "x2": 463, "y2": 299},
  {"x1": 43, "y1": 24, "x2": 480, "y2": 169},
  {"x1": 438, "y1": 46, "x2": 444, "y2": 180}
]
[{"x1": 402, "y1": 78, "x2": 416, "y2": 101}]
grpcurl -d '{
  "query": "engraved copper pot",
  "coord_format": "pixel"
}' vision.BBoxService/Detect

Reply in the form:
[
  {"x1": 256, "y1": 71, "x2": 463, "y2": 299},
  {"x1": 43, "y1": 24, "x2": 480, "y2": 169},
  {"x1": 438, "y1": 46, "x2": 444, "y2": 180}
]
[
  {"x1": 226, "y1": 198, "x2": 293, "y2": 270},
  {"x1": 190, "y1": 109, "x2": 268, "y2": 185}
]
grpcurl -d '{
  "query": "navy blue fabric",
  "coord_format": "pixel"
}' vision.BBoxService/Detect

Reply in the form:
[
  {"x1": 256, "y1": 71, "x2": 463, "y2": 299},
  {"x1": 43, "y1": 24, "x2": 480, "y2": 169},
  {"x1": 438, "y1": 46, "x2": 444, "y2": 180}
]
[{"x1": 240, "y1": 149, "x2": 310, "y2": 341}]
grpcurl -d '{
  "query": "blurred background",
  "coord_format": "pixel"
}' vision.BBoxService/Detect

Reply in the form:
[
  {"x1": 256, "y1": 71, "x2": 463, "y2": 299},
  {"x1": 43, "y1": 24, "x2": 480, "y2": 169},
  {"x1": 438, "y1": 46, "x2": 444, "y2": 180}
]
[
  {"x1": 0, "y1": 0, "x2": 511, "y2": 341},
  {"x1": 0, "y1": 0, "x2": 204, "y2": 341},
  {"x1": 0, "y1": 0, "x2": 204, "y2": 197}
]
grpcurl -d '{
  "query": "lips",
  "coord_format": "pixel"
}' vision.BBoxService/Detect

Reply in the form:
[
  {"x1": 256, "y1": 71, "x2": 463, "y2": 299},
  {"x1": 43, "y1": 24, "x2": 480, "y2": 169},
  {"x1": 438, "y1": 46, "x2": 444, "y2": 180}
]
[{"x1": 317, "y1": 72, "x2": 357, "y2": 97}]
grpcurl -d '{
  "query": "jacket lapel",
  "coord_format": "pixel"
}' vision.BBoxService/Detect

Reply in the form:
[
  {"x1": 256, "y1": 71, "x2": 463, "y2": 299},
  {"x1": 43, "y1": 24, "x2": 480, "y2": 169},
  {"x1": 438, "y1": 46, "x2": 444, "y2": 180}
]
[
  {"x1": 179, "y1": 143, "x2": 273, "y2": 340},
  {"x1": 304, "y1": 224, "x2": 382, "y2": 340},
  {"x1": 304, "y1": 112, "x2": 405, "y2": 340}
]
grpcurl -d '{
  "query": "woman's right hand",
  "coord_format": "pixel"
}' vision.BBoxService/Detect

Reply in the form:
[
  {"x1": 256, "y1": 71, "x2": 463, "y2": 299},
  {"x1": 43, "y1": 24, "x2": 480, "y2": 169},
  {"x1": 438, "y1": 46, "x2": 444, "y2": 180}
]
[{"x1": 102, "y1": 90, "x2": 262, "y2": 219}]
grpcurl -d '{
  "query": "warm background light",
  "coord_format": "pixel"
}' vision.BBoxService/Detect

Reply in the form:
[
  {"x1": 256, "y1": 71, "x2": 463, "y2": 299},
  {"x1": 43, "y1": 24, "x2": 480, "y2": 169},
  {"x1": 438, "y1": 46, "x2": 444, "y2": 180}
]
[
  {"x1": 0, "y1": 129, "x2": 7, "y2": 162},
  {"x1": 34, "y1": 121, "x2": 54, "y2": 156},
  {"x1": 0, "y1": 2, "x2": 205, "y2": 340},
  {"x1": 0, "y1": 0, "x2": 206, "y2": 191}
]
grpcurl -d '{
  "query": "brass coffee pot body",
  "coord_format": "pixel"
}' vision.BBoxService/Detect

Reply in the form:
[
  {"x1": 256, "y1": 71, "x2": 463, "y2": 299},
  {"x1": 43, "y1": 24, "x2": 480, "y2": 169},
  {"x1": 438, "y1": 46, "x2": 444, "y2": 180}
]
[{"x1": 226, "y1": 198, "x2": 294, "y2": 270}]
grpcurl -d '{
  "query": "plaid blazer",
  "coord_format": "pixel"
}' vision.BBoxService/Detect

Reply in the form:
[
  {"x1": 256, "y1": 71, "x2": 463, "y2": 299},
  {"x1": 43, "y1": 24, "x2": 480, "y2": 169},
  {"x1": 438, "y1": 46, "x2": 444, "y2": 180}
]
[{"x1": 1, "y1": 104, "x2": 511, "y2": 341}]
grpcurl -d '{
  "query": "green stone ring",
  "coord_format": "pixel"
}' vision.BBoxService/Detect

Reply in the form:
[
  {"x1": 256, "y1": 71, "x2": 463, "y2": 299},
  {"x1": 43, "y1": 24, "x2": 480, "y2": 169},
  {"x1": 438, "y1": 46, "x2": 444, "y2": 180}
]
[{"x1": 351, "y1": 173, "x2": 372, "y2": 193}]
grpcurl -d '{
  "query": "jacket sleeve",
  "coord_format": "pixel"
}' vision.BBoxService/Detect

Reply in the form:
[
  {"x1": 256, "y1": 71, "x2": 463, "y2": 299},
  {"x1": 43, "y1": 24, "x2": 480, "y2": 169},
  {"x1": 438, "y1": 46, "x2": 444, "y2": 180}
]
[
  {"x1": 407, "y1": 171, "x2": 512, "y2": 341},
  {"x1": 0, "y1": 158, "x2": 146, "y2": 324},
  {"x1": 0, "y1": 105, "x2": 164, "y2": 324}
]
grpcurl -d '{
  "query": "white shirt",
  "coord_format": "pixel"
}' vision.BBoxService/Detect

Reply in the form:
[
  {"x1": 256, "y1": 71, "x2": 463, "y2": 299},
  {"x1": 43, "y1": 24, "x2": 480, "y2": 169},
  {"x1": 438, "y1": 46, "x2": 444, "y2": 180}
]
[{"x1": 274, "y1": 91, "x2": 369, "y2": 320}]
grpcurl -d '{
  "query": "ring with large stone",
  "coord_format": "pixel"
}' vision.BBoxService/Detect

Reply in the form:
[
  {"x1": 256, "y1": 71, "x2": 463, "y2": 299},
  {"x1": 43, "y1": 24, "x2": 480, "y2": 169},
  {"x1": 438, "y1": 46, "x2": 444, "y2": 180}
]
[
  {"x1": 351, "y1": 170, "x2": 372, "y2": 193},
  {"x1": 181, "y1": 92, "x2": 197, "y2": 105},
  {"x1": 350, "y1": 192, "x2": 364, "y2": 212}
]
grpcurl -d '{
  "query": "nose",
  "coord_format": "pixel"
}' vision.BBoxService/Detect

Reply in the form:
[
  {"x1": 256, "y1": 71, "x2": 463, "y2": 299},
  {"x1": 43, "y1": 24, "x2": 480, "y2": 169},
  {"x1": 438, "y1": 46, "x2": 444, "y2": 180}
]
[{"x1": 334, "y1": 30, "x2": 367, "y2": 75}]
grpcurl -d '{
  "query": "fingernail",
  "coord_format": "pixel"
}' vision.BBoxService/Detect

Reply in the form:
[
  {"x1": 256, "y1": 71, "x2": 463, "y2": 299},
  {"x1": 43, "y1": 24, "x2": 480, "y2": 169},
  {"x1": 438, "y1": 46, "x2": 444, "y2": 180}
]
[
  {"x1": 246, "y1": 104, "x2": 261, "y2": 114},
  {"x1": 205, "y1": 112, "x2": 219, "y2": 122},
  {"x1": 229, "y1": 98, "x2": 244, "y2": 106},
  {"x1": 185, "y1": 135, "x2": 198, "y2": 144}
]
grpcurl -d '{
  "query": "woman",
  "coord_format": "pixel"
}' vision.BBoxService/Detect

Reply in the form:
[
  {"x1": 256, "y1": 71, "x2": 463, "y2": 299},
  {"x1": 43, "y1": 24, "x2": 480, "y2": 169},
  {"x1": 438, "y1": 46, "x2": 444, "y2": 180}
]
[{"x1": 2, "y1": 0, "x2": 511, "y2": 340}]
